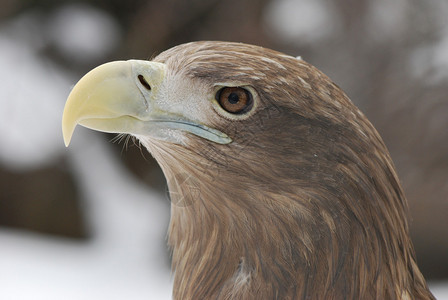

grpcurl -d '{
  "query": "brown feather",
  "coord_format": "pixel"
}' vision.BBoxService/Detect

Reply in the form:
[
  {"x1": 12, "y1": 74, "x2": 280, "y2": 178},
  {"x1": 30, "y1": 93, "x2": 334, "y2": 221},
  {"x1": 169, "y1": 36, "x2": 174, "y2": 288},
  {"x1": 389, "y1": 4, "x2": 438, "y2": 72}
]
[{"x1": 140, "y1": 41, "x2": 435, "y2": 299}]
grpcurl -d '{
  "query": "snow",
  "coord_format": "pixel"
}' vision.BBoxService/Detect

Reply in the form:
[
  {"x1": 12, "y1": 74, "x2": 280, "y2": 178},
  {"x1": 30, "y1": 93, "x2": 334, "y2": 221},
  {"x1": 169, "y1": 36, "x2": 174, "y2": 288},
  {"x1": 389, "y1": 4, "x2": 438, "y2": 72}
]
[
  {"x1": 411, "y1": 30, "x2": 448, "y2": 84},
  {"x1": 0, "y1": 122, "x2": 173, "y2": 300},
  {"x1": 430, "y1": 282, "x2": 448, "y2": 300},
  {"x1": 0, "y1": 228, "x2": 171, "y2": 300},
  {"x1": 364, "y1": 0, "x2": 408, "y2": 42},
  {"x1": 0, "y1": 32, "x2": 69, "y2": 170},
  {"x1": 47, "y1": 3, "x2": 121, "y2": 63},
  {"x1": 263, "y1": 0, "x2": 340, "y2": 45},
  {"x1": 408, "y1": 0, "x2": 448, "y2": 83},
  {"x1": 0, "y1": 7, "x2": 171, "y2": 299}
]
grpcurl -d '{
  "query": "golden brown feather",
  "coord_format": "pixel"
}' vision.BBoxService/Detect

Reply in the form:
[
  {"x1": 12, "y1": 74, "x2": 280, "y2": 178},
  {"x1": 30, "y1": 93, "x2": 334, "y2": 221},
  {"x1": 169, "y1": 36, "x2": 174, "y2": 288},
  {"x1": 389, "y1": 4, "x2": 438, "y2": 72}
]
[
  {"x1": 63, "y1": 41, "x2": 435, "y2": 299},
  {"x1": 150, "y1": 42, "x2": 434, "y2": 299}
]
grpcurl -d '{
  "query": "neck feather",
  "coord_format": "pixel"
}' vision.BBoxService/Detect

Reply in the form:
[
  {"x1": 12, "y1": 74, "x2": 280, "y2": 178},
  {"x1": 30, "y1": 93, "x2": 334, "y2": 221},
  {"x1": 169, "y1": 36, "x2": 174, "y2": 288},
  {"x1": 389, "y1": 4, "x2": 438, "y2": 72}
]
[{"x1": 143, "y1": 138, "x2": 433, "y2": 299}]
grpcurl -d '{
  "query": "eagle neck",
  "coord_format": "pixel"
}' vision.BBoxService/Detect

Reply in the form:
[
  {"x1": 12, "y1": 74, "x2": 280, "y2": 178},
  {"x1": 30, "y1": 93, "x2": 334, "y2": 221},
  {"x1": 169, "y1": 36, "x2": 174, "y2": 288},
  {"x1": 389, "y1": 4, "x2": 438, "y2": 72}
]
[{"x1": 149, "y1": 140, "x2": 433, "y2": 299}]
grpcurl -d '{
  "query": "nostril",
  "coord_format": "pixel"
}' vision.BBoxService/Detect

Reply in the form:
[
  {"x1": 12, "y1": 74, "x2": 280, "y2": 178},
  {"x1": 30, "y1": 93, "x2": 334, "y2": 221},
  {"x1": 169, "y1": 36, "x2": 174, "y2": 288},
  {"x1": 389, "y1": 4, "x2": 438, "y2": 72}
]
[{"x1": 138, "y1": 75, "x2": 151, "y2": 90}]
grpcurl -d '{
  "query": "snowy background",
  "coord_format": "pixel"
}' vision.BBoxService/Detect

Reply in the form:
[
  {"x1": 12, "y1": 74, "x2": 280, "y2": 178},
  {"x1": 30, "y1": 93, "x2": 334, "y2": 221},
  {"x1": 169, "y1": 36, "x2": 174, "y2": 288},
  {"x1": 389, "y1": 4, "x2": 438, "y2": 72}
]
[{"x1": 0, "y1": 0, "x2": 447, "y2": 299}]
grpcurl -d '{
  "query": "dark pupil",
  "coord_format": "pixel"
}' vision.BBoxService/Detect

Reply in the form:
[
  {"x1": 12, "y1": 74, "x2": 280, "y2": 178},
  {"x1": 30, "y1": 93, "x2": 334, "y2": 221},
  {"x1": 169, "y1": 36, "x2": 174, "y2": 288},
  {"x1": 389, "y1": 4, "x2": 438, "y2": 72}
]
[{"x1": 228, "y1": 93, "x2": 240, "y2": 104}]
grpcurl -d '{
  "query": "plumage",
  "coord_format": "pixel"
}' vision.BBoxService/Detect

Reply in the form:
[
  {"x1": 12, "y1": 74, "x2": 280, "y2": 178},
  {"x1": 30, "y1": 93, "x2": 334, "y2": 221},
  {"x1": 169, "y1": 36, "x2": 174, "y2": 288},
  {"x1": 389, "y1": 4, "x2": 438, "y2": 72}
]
[{"x1": 62, "y1": 41, "x2": 434, "y2": 299}]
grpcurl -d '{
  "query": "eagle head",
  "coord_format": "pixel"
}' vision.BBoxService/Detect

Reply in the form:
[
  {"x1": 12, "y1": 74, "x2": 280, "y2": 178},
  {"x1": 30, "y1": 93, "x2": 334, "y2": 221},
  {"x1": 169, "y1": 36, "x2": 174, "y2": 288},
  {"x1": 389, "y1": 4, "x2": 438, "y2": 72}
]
[{"x1": 62, "y1": 41, "x2": 434, "y2": 299}]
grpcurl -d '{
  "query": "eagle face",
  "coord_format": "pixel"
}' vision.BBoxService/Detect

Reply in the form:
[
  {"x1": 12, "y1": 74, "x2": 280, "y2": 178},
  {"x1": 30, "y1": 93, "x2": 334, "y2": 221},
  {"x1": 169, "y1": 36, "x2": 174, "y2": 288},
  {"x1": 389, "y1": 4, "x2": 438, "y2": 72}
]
[
  {"x1": 143, "y1": 42, "x2": 375, "y2": 200},
  {"x1": 62, "y1": 41, "x2": 434, "y2": 299},
  {"x1": 64, "y1": 41, "x2": 352, "y2": 153}
]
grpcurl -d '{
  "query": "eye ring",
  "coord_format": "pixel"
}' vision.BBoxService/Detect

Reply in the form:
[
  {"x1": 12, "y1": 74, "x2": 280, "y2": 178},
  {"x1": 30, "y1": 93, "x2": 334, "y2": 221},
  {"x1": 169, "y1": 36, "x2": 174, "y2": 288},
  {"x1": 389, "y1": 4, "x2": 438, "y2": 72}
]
[{"x1": 215, "y1": 87, "x2": 253, "y2": 114}]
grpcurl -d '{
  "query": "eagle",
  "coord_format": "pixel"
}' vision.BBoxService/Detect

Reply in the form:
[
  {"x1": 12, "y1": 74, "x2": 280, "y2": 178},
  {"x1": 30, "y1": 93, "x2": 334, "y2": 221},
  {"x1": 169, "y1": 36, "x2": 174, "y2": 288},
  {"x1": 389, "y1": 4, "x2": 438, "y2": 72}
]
[{"x1": 62, "y1": 41, "x2": 434, "y2": 299}]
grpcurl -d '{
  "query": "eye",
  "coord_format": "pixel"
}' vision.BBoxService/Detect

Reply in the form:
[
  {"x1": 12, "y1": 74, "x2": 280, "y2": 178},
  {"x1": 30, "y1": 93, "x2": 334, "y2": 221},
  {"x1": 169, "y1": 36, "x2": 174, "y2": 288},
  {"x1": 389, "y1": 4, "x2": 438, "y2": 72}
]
[{"x1": 216, "y1": 87, "x2": 253, "y2": 114}]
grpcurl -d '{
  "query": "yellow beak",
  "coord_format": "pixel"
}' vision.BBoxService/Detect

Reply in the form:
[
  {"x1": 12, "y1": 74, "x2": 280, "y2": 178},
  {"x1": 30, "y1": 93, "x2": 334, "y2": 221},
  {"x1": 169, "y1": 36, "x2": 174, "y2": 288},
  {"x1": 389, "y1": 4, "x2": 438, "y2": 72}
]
[{"x1": 62, "y1": 60, "x2": 231, "y2": 147}]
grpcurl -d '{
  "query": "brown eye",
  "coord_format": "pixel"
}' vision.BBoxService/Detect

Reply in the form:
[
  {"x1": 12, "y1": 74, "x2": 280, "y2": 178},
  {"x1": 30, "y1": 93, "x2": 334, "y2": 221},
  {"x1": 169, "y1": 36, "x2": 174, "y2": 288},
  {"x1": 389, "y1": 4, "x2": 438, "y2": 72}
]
[{"x1": 216, "y1": 87, "x2": 253, "y2": 114}]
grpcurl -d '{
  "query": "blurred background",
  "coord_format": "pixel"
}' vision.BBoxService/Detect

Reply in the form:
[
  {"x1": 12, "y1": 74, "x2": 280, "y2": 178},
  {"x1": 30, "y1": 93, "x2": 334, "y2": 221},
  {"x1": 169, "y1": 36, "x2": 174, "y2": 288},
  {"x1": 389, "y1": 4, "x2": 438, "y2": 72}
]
[{"x1": 0, "y1": 0, "x2": 447, "y2": 299}]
